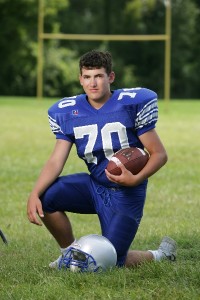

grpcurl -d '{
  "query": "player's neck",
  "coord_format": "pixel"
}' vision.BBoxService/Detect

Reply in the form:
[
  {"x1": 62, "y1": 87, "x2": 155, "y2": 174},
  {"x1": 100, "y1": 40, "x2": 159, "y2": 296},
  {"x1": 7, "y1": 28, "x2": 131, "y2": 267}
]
[{"x1": 87, "y1": 92, "x2": 112, "y2": 109}]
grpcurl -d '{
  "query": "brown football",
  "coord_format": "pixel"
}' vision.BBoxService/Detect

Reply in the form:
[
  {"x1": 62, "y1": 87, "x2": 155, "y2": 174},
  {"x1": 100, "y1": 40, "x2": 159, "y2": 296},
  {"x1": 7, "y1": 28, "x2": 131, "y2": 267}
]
[{"x1": 106, "y1": 147, "x2": 149, "y2": 175}]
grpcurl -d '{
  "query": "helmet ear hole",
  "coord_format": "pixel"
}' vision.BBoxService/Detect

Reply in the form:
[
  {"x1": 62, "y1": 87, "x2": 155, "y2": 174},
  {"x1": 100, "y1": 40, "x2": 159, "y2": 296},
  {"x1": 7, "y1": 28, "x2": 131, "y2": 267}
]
[{"x1": 61, "y1": 234, "x2": 117, "y2": 272}]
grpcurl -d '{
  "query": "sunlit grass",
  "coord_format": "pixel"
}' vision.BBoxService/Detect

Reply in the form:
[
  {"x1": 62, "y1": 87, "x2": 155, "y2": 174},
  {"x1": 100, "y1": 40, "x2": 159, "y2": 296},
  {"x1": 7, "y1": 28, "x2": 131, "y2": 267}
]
[{"x1": 0, "y1": 98, "x2": 200, "y2": 299}]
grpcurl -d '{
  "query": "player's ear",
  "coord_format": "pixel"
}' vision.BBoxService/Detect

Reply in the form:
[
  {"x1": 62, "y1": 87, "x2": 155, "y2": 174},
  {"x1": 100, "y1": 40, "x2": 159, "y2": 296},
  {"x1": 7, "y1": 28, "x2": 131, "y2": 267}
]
[{"x1": 109, "y1": 71, "x2": 115, "y2": 83}]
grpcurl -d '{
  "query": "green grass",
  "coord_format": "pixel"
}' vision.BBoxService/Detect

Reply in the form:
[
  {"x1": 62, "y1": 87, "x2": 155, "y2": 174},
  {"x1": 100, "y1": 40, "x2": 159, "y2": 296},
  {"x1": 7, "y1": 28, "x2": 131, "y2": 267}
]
[{"x1": 0, "y1": 97, "x2": 200, "y2": 300}]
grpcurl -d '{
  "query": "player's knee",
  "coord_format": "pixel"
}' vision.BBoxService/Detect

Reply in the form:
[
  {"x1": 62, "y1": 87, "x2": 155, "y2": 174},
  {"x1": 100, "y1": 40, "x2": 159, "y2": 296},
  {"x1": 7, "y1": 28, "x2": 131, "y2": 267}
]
[{"x1": 40, "y1": 185, "x2": 58, "y2": 213}]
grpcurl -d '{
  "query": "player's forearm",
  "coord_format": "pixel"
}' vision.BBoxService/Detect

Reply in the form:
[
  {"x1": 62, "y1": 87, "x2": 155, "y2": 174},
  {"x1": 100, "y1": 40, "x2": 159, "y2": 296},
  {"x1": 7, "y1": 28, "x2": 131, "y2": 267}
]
[
  {"x1": 124, "y1": 150, "x2": 168, "y2": 187},
  {"x1": 30, "y1": 159, "x2": 64, "y2": 198},
  {"x1": 137, "y1": 150, "x2": 168, "y2": 182},
  {"x1": 30, "y1": 140, "x2": 72, "y2": 198}
]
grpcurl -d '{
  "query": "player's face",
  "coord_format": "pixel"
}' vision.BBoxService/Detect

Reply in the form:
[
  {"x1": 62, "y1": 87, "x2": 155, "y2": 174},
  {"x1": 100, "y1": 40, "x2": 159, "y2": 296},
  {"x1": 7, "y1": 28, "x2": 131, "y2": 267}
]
[{"x1": 79, "y1": 67, "x2": 115, "y2": 108}]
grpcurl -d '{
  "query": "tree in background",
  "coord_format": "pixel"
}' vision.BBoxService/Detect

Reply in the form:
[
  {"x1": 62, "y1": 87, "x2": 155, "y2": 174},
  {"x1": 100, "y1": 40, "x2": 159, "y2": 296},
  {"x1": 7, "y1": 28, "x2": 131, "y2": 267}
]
[
  {"x1": 0, "y1": 0, "x2": 69, "y2": 96},
  {"x1": 0, "y1": 0, "x2": 38, "y2": 95},
  {"x1": 0, "y1": 0, "x2": 199, "y2": 99},
  {"x1": 171, "y1": 0, "x2": 200, "y2": 98}
]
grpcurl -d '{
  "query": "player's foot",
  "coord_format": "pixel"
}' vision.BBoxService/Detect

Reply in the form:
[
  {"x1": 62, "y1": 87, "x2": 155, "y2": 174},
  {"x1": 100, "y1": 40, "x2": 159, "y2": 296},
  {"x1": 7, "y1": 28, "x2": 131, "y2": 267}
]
[
  {"x1": 158, "y1": 236, "x2": 177, "y2": 261},
  {"x1": 49, "y1": 240, "x2": 76, "y2": 269},
  {"x1": 49, "y1": 253, "x2": 63, "y2": 269},
  {"x1": 49, "y1": 246, "x2": 71, "y2": 269}
]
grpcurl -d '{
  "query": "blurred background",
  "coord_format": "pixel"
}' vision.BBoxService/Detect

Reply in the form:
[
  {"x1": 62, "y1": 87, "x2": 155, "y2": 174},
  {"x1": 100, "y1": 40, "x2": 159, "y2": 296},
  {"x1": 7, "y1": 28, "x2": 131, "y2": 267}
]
[{"x1": 0, "y1": 0, "x2": 199, "y2": 99}]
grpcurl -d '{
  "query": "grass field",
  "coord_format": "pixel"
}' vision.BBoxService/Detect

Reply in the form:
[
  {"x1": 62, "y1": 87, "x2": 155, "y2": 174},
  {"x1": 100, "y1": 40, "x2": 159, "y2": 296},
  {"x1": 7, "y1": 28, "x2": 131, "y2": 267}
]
[{"x1": 0, "y1": 97, "x2": 200, "y2": 300}]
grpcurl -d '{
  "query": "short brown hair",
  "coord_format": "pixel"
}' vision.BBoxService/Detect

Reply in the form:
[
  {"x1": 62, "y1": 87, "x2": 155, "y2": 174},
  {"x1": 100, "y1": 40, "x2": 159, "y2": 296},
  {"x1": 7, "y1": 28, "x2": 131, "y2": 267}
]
[{"x1": 79, "y1": 50, "x2": 112, "y2": 75}]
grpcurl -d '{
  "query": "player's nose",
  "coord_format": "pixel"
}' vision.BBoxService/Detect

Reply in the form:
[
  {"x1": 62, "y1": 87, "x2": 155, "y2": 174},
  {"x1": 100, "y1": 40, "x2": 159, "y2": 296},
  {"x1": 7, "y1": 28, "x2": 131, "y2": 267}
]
[{"x1": 90, "y1": 77, "x2": 97, "y2": 87}]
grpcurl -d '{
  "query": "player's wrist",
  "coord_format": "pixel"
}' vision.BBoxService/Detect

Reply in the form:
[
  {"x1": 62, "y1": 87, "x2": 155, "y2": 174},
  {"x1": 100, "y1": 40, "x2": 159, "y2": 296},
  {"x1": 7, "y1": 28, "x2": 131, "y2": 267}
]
[
  {"x1": 29, "y1": 189, "x2": 41, "y2": 199},
  {"x1": 129, "y1": 173, "x2": 146, "y2": 186}
]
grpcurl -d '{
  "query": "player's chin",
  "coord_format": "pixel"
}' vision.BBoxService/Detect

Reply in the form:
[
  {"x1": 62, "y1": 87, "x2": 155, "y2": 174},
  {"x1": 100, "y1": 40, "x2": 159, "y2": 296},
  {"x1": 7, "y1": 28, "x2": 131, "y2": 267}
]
[{"x1": 88, "y1": 91, "x2": 100, "y2": 98}]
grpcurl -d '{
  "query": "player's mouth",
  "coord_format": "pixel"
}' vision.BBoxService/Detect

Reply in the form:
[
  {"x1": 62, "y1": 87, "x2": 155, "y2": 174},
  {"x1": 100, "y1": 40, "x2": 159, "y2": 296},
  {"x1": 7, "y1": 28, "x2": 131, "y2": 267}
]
[{"x1": 89, "y1": 89, "x2": 98, "y2": 92}]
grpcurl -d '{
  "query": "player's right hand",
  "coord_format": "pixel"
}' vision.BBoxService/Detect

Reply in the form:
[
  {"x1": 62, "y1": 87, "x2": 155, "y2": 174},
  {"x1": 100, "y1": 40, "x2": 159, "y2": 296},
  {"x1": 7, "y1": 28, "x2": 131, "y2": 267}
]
[
  {"x1": 27, "y1": 195, "x2": 44, "y2": 226},
  {"x1": 105, "y1": 163, "x2": 142, "y2": 187}
]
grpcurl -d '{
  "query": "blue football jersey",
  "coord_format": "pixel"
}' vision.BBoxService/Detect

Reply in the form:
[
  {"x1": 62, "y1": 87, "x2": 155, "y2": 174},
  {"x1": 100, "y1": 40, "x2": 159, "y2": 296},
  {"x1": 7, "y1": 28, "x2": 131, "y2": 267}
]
[{"x1": 48, "y1": 88, "x2": 158, "y2": 186}]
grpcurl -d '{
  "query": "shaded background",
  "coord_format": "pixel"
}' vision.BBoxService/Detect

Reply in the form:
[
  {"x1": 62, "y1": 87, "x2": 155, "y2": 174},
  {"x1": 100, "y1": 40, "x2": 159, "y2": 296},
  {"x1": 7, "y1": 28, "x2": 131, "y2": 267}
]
[{"x1": 0, "y1": 0, "x2": 199, "y2": 99}]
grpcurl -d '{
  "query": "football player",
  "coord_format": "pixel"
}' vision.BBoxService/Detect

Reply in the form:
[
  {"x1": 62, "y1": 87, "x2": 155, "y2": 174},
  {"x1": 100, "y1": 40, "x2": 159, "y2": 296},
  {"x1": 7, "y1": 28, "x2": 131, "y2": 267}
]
[{"x1": 27, "y1": 50, "x2": 176, "y2": 269}]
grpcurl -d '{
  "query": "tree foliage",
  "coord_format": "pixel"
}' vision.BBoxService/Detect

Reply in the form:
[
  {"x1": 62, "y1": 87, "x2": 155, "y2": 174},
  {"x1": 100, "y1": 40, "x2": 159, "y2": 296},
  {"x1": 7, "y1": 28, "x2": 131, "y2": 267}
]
[{"x1": 0, "y1": 0, "x2": 199, "y2": 98}]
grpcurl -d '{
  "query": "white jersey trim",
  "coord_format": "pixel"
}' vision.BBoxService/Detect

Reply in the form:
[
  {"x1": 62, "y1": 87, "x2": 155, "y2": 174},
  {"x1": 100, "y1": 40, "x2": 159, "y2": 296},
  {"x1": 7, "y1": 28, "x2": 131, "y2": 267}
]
[
  {"x1": 135, "y1": 98, "x2": 158, "y2": 130},
  {"x1": 48, "y1": 115, "x2": 63, "y2": 134}
]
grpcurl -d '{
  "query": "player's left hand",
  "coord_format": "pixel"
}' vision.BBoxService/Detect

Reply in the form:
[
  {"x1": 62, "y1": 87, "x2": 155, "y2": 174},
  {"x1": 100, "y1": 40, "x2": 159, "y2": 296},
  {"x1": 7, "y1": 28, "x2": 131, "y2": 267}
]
[{"x1": 105, "y1": 163, "x2": 142, "y2": 187}]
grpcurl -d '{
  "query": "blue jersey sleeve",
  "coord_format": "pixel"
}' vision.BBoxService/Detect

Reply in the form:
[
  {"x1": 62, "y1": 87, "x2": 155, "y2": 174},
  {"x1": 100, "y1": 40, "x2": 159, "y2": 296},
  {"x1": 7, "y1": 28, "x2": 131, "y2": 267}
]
[
  {"x1": 48, "y1": 97, "x2": 77, "y2": 143},
  {"x1": 133, "y1": 88, "x2": 158, "y2": 136}
]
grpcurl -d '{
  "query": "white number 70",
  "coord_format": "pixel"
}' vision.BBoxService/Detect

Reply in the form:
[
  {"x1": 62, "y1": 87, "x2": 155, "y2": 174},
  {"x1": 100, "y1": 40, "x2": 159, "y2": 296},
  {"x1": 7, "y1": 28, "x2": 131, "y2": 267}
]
[{"x1": 74, "y1": 122, "x2": 129, "y2": 164}]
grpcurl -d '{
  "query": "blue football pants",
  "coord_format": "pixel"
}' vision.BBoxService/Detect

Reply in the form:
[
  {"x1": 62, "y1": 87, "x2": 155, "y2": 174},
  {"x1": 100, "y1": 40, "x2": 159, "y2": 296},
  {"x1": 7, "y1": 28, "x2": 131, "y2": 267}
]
[{"x1": 41, "y1": 173, "x2": 147, "y2": 266}]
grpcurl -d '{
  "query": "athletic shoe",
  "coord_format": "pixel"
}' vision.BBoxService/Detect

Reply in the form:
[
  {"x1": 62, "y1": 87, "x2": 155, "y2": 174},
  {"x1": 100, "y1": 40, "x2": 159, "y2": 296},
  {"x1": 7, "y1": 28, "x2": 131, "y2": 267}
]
[
  {"x1": 49, "y1": 253, "x2": 64, "y2": 269},
  {"x1": 49, "y1": 240, "x2": 76, "y2": 269},
  {"x1": 49, "y1": 244, "x2": 73, "y2": 268},
  {"x1": 158, "y1": 236, "x2": 177, "y2": 261}
]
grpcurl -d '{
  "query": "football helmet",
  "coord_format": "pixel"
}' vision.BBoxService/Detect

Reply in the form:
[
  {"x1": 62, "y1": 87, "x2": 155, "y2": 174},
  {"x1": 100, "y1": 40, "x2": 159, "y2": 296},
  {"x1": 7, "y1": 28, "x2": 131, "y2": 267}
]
[{"x1": 59, "y1": 234, "x2": 117, "y2": 272}]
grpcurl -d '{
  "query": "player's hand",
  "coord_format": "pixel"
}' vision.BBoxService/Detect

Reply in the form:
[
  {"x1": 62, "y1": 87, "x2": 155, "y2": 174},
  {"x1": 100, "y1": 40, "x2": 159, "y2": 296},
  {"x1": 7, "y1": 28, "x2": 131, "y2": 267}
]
[
  {"x1": 105, "y1": 163, "x2": 142, "y2": 187},
  {"x1": 27, "y1": 194, "x2": 44, "y2": 226}
]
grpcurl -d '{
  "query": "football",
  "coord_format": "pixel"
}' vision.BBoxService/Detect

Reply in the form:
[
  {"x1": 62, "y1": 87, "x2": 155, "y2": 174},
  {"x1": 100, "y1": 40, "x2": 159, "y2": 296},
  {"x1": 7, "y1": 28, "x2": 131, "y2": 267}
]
[{"x1": 106, "y1": 147, "x2": 149, "y2": 176}]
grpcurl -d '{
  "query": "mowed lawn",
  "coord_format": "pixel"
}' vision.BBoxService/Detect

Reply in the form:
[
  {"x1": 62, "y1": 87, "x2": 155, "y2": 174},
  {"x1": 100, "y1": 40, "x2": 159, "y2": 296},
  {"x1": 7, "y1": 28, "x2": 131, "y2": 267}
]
[{"x1": 0, "y1": 97, "x2": 200, "y2": 300}]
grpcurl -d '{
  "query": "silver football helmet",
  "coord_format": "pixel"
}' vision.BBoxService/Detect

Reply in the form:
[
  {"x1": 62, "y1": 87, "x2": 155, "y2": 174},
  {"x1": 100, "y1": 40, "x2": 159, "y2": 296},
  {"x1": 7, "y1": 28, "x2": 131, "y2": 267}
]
[{"x1": 59, "y1": 234, "x2": 117, "y2": 272}]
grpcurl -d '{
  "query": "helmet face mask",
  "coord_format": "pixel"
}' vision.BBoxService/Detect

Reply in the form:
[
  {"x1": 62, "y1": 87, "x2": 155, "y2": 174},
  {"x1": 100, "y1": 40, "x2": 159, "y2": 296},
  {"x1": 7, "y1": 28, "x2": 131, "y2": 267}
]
[
  {"x1": 60, "y1": 247, "x2": 99, "y2": 272},
  {"x1": 59, "y1": 234, "x2": 117, "y2": 272}
]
